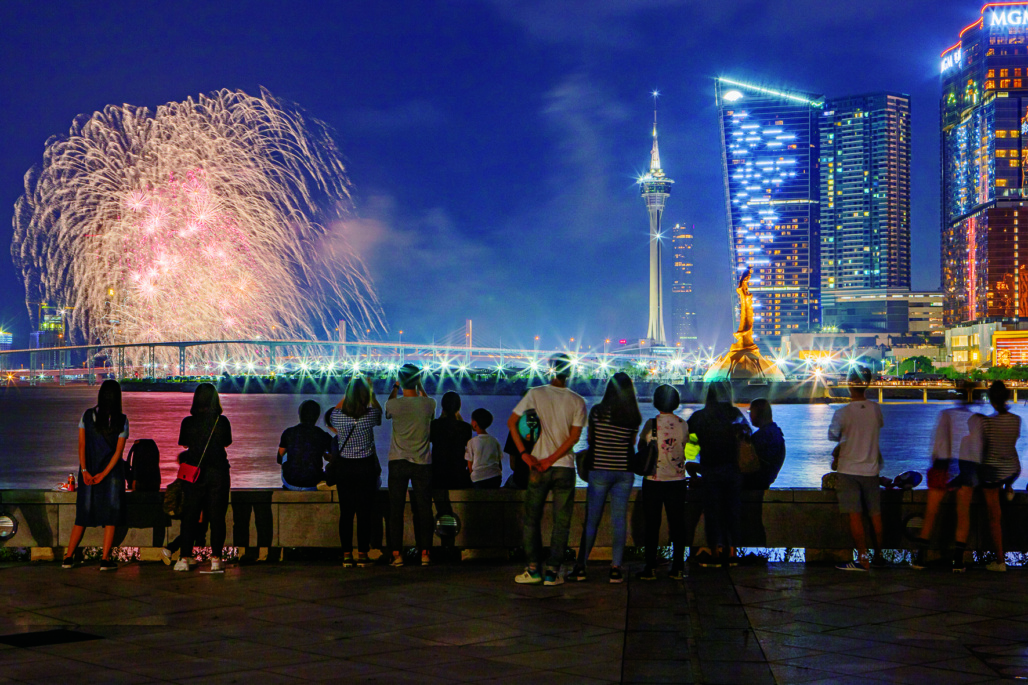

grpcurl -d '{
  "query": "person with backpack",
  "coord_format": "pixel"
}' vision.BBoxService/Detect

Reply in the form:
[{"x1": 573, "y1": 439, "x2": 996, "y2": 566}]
[
  {"x1": 278, "y1": 400, "x2": 332, "y2": 491},
  {"x1": 173, "y1": 383, "x2": 233, "y2": 574},
  {"x1": 62, "y1": 380, "x2": 129, "y2": 572},
  {"x1": 635, "y1": 384, "x2": 689, "y2": 581},
  {"x1": 329, "y1": 375, "x2": 383, "y2": 568},
  {"x1": 508, "y1": 354, "x2": 586, "y2": 586},
  {"x1": 567, "y1": 373, "x2": 641, "y2": 584}
]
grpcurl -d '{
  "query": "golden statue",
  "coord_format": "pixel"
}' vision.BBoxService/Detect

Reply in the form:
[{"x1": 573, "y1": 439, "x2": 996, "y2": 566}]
[{"x1": 703, "y1": 267, "x2": 785, "y2": 382}]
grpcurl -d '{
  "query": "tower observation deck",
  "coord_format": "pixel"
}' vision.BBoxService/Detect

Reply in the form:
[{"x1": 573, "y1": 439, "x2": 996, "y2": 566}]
[{"x1": 639, "y1": 99, "x2": 674, "y2": 345}]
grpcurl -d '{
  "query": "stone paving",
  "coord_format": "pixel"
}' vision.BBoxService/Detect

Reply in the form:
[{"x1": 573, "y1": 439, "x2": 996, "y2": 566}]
[{"x1": 0, "y1": 558, "x2": 1025, "y2": 683}]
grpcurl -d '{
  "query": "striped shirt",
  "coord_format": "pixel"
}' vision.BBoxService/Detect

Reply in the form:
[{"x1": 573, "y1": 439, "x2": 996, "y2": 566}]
[
  {"x1": 981, "y1": 411, "x2": 1023, "y2": 483},
  {"x1": 589, "y1": 408, "x2": 638, "y2": 471},
  {"x1": 330, "y1": 406, "x2": 382, "y2": 460}
]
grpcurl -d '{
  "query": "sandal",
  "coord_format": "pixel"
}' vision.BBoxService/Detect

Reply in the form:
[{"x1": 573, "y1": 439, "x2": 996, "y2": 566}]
[{"x1": 342, "y1": 553, "x2": 354, "y2": 568}]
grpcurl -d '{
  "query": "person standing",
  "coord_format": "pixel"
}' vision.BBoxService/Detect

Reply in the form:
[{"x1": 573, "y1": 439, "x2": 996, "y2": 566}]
[
  {"x1": 385, "y1": 364, "x2": 436, "y2": 567},
  {"x1": 568, "y1": 373, "x2": 640, "y2": 584},
  {"x1": 62, "y1": 380, "x2": 129, "y2": 571},
  {"x1": 465, "y1": 408, "x2": 503, "y2": 489},
  {"x1": 980, "y1": 380, "x2": 1022, "y2": 572},
  {"x1": 828, "y1": 367, "x2": 885, "y2": 571},
  {"x1": 635, "y1": 384, "x2": 689, "y2": 581},
  {"x1": 688, "y1": 381, "x2": 748, "y2": 567},
  {"x1": 508, "y1": 354, "x2": 586, "y2": 586},
  {"x1": 430, "y1": 392, "x2": 473, "y2": 490},
  {"x1": 330, "y1": 375, "x2": 383, "y2": 568},
  {"x1": 174, "y1": 383, "x2": 233, "y2": 574},
  {"x1": 911, "y1": 380, "x2": 982, "y2": 572}
]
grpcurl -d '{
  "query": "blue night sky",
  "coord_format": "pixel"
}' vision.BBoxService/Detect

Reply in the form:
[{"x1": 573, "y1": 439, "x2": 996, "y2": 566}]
[{"x1": 0, "y1": 1, "x2": 973, "y2": 353}]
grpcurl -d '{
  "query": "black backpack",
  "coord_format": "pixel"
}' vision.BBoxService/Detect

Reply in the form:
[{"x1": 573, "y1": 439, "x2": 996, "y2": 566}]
[{"x1": 126, "y1": 439, "x2": 162, "y2": 492}]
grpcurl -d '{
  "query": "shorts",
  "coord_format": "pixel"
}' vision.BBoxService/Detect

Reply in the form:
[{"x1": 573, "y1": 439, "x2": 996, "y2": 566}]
[
  {"x1": 981, "y1": 471, "x2": 1020, "y2": 489},
  {"x1": 836, "y1": 473, "x2": 882, "y2": 515},
  {"x1": 948, "y1": 460, "x2": 980, "y2": 489},
  {"x1": 927, "y1": 465, "x2": 950, "y2": 491}
]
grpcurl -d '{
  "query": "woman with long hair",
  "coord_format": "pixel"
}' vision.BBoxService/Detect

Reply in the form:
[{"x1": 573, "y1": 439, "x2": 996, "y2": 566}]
[
  {"x1": 568, "y1": 372, "x2": 641, "y2": 584},
  {"x1": 174, "y1": 383, "x2": 233, "y2": 573},
  {"x1": 329, "y1": 375, "x2": 383, "y2": 568},
  {"x1": 62, "y1": 379, "x2": 129, "y2": 571},
  {"x1": 430, "y1": 392, "x2": 473, "y2": 490},
  {"x1": 688, "y1": 381, "x2": 748, "y2": 567}
]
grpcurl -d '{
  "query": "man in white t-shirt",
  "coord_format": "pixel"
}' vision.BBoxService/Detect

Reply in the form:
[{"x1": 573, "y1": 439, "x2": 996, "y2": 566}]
[
  {"x1": 828, "y1": 367, "x2": 884, "y2": 571},
  {"x1": 507, "y1": 354, "x2": 587, "y2": 586}
]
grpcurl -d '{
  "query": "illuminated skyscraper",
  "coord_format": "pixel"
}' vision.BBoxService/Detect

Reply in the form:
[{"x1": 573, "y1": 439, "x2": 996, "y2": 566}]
[
  {"x1": 820, "y1": 93, "x2": 912, "y2": 330},
  {"x1": 941, "y1": 4, "x2": 1028, "y2": 324},
  {"x1": 0, "y1": 329, "x2": 11, "y2": 371},
  {"x1": 639, "y1": 103, "x2": 673, "y2": 345},
  {"x1": 716, "y1": 77, "x2": 823, "y2": 349},
  {"x1": 670, "y1": 224, "x2": 697, "y2": 345}
]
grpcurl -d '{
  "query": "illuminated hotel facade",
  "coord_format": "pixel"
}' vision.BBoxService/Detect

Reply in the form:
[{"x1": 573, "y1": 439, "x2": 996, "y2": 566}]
[
  {"x1": 715, "y1": 77, "x2": 823, "y2": 349},
  {"x1": 941, "y1": 3, "x2": 1028, "y2": 326},
  {"x1": 819, "y1": 93, "x2": 912, "y2": 330},
  {"x1": 670, "y1": 224, "x2": 697, "y2": 346}
]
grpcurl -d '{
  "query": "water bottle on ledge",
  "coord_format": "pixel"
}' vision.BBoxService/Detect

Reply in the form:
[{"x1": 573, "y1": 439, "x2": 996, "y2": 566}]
[{"x1": 66, "y1": 473, "x2": 75, "y2": 492}]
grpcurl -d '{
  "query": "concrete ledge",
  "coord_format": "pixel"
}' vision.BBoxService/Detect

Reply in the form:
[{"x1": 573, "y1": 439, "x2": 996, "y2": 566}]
[{"x1": 3, "y1": 487, "x2": 1026, "y2": 557}]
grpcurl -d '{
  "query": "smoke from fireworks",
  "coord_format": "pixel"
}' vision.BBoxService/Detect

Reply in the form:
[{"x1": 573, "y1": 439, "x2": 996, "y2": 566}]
[{"x1": 12, "y1": 88, "x2": 382, "y2": 355}]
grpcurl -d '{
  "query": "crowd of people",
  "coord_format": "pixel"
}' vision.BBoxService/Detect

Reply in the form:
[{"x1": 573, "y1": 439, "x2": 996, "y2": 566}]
[{"x1": 59, "y1": 357, "x2": 1021, "y2": 579}]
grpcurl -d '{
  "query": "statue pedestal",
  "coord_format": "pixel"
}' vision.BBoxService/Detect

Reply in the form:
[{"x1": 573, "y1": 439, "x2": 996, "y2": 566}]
[{"x1": 703, "y1": 343, "x2": 785, "y2": 382}]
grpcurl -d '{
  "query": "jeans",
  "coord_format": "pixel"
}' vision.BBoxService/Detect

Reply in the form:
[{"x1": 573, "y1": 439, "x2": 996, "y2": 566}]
[
  {"x1": 523, "y1": 466, "x2": 576, "y2": 572},
  {"x1": 577, "y1": 469, "x2": 635, "y2": 568},
  {"x1": 388, "y1": 459, "x2": 433, "y2": 553},
  {"x1": 703, "y1": 467, "x2": 742, "y2": 552},
  {"x1": 281, "y1": 474, "x2": 318, "y2": 491},
  {"x1": 642, "y1": 478, "x2": 687, "y2": 568},
  {"x1": 338, "y1": 457, "x2": 381, "y2": 553},
  {"x1": 180, "y1": 465, "x2": 230, "y2": 559}
]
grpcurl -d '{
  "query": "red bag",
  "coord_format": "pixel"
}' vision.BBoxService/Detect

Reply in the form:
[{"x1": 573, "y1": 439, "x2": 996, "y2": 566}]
[
  {"x1": 177, "y1": 462, "x2": 201, "y2": 483},
  {"x1": 177, "y1": 417, "x2": 219, "y2": 484}
]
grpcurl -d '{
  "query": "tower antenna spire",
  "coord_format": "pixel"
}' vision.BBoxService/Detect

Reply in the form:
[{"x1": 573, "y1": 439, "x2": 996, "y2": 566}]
[{"x1": 649, "y1": 90, "x2": 662, "y2": 172}]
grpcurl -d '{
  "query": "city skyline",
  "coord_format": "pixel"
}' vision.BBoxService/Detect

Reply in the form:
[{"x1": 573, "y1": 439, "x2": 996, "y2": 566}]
[{"x1": 0, "y1": 2, "x2": 967, "y2": 352}]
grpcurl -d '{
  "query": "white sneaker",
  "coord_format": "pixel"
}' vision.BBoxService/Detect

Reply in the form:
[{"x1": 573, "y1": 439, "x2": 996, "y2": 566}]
[
  {"x1": 514, "y1": 568, "x2": 543, "y2": 584},
  {"x1": 173, "y1": 558, "x2": 193, "y2": 572},
  {"x1": 200, "y1": 558, "x2": 225, "y2": 574},
  {"x1": 987, "y1": 561, "x2": 1007, "y2": 572}
]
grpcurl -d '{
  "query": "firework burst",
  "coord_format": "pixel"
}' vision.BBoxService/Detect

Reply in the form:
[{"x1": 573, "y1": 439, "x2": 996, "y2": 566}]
[{"x1": 12, "y1": 88, "x2": 382, "y2": 357}]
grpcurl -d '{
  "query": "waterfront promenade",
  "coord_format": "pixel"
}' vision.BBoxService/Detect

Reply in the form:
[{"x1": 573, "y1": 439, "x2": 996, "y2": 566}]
[{"x1": 0, "y1": 559, "x2": 1024, "y2": 684}]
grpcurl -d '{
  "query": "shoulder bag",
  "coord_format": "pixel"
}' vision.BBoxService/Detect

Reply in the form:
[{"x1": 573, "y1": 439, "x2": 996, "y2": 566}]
[
  {"x1": 177, "y1": 416, "x2": 220, "y2": 484},
  {"x1": 325, "y1": 421, "x2": 359, "y2": 486},
  {"x1": 631, "y1": 418, "x2": 659, "y2": 477},
  {"x1": 576, "y1": 408, "x2": 597, "y2": 483}
]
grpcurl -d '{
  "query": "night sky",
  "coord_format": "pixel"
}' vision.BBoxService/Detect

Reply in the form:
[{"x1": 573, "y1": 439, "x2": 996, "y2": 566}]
[{"x1": 0, "y1": 1, "x2": 974, "y2": 353}]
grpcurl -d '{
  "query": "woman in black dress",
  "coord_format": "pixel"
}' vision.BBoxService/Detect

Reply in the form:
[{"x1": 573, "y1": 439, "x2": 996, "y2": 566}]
[
  {"x1": 174, "y1": 383, "x2": 233, "y2": 574},
  {"x1": 62, "y1": 380, "x2": 129, "y2": 571}
]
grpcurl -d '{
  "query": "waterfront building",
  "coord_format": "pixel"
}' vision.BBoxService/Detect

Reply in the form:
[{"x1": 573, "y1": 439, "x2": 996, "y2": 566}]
[
  {"x1": 819, "y1": 93, "x2": 911, "y2": 330},
  {"x1": 822, "y1": 290, "x2": 943, "y2": 333},
  {"x1": 639, "y1": 106, "x2": 674, "y2": 346},
  {"x1": 941, "y1": 4, "x2": 1028, "y2": 325},
  {"x1": 670, "y1": 224, "x2": 697, "y2": 346},
  {"x1": 29, "y1": 305, "x2": 66, "y2": 370},
  {"x1": 715, "y1": 77, "x2": 824, "y2": 351}
]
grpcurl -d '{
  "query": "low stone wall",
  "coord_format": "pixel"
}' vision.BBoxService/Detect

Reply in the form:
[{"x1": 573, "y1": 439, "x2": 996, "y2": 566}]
[{"x1": 2, "y1": 487, "x2": 1026, "y2": 560}]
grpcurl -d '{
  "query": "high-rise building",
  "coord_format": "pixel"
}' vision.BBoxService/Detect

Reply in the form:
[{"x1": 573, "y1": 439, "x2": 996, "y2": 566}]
[
  {"x1": 941, "y1": 4, "x2": 1028, "y2": 325},
  {"x1": 0, "y1": 329, "x2": 11, "y2": 371},
  {"x1": 30, "y1": 305, "x2": 67, "y2": 370},
  {"x1": 819, "y1": 93, "x2": 911, "y2": 330},
  {"x1": 715, "y1": 77, "x2": 823, "y2": 349},
  {"x1": 670, "y1": 224, "x2": 697, "y2": 346},
  {"x1": 639, "y1": 106, "x2": 673, "y2": 346}
]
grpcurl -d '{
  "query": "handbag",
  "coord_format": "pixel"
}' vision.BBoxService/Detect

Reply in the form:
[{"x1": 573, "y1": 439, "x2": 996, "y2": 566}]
[
  {"x1": 163, "y1": 479, "x2": 185, "y2": 518},
  {"x1": 575, "y1": 448, "x2": 593, "y2": 483},
  {"x1": 631, "y1": 418, "x2": 659, "y2": 477},
  {"x1": 177, "y1": 416, "x2": 220, "y2": 484}
]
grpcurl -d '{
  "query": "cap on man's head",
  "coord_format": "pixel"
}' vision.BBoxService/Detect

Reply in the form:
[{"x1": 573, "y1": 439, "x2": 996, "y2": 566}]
[{"x1": 549, "y1": 353, "x2": 573, "y2": 379}]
